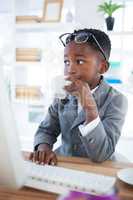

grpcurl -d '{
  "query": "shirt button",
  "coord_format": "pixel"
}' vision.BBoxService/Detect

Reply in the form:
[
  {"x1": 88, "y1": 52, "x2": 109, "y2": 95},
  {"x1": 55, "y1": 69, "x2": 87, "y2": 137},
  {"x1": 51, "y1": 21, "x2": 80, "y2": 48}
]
[{"x1": 89, "y1": 138, "x2": 94, "y2": 144}]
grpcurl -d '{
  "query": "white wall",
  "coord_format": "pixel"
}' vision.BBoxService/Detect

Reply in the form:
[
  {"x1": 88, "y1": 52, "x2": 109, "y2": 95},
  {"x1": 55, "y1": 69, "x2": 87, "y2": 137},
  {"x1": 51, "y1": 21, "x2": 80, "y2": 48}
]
[
  {"x1": 0, "y1": 0, "x2": 14, "y2": 13},
  {"x1": 75, "y1": 0, "x2": 104, "y2": 29}
]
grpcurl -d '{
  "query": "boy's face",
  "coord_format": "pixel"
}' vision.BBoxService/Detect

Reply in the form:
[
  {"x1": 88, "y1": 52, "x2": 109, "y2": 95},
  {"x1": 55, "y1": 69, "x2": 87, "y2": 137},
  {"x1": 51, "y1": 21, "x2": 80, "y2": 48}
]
[{"x1": 64, "y1": 41, "x2": 107, "y2": 86}]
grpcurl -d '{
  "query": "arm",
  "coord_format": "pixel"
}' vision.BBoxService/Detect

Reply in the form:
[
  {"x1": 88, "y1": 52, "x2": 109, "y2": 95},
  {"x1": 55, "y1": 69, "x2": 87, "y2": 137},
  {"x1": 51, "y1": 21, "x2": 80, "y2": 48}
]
[
  {"x1": 31, "y1": 98, "x2": 61, "y2": 165},
  {"x1": 34, "y1": 98, "x2": 61, "y2": 150},
  {"x1": 64, "y1": 79, "x2": 128, "y2": 162},
  {"x1": 79, "y1": 94, "x2": 128, "y2": 162}
]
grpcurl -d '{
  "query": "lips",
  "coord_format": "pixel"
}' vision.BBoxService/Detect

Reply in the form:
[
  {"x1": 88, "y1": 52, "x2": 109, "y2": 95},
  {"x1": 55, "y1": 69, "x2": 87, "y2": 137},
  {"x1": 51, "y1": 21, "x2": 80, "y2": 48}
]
[
  {"x1": 64, "y1": 75, "x2": 81, "y2": 82},
  {"x1": 64, "y1": 80, "x2": 72, "y2": 86}
]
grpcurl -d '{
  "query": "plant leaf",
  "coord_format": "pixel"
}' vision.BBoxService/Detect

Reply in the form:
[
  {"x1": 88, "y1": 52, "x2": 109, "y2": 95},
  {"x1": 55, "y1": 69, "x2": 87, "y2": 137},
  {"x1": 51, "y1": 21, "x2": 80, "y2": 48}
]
[{"x1": 97, "y1": 1, "x2": 124, "y2": 17}]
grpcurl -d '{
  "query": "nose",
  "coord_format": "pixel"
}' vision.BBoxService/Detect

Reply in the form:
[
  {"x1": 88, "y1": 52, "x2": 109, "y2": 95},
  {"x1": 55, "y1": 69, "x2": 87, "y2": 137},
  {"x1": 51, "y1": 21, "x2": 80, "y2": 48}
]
[{"x1": 66, "y1": 63, "x2": 76, "y2": 76}]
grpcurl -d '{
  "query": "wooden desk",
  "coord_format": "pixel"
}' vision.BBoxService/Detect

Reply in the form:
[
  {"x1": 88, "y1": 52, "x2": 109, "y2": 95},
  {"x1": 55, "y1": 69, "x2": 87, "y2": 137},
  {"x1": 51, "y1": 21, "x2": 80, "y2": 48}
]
[{"x1": 0, "y1": 152, "x2": 133, "y2": 200}]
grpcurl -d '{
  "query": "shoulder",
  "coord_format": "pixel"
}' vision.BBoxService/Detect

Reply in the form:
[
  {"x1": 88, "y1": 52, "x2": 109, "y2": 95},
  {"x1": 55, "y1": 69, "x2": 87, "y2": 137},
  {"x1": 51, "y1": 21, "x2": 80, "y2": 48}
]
[
  {"x1": 105, "y1": 85, "x2": 128, "y2": 116},
  {"x1": 101, "y1": 78, "x2": 128, "y2": 104},
  {"x1": 110, "y1": 86, "x2": 128, "y2": 106},
  {"x1": 98, "y1": 79, "x2": 128, "y2": 114}
]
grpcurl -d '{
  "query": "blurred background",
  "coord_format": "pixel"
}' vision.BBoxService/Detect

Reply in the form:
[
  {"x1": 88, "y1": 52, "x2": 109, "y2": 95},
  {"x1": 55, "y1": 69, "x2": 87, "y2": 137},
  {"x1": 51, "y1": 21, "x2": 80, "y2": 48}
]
[{"x1": 0, "y1": 0, "x2": 133, "y2": 161}]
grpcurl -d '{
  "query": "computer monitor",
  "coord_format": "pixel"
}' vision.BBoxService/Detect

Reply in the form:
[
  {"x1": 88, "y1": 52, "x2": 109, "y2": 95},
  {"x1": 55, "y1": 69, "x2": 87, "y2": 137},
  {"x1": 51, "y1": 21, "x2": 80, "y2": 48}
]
[{"x1": 0, "y1": 67, "x2": 26, "y2": 189}]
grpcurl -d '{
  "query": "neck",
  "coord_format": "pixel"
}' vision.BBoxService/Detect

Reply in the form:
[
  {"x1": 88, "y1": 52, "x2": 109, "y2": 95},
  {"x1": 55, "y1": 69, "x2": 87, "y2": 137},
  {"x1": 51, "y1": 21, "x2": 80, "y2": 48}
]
[{"x1": 89, "y1": 75, "x2": 102, "y2": 90}]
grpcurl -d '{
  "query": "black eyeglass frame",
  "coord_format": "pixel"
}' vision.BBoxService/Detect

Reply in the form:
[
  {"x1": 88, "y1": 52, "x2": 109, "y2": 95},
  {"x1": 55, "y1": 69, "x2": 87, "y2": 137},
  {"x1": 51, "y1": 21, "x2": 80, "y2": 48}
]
[{"x1": 59, "y1": 32, "x2": 108, "y2": 62}]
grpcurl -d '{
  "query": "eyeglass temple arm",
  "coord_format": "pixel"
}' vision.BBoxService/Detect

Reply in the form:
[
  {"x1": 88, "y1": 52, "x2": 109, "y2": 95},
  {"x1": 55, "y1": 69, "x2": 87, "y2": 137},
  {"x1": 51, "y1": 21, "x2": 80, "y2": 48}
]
[
  {"x1": 91, "y1": 35, "x2": 107, "y2": 61},
  {"x1": 59, "y1": 33, "x2": 72, "y2": 47}
]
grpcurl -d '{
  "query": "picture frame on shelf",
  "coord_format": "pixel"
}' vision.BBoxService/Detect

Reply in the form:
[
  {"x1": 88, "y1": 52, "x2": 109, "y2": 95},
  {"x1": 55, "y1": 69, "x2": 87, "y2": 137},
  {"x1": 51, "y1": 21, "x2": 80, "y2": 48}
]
[
  {"x1": 16, "y1": 0, "x2": 43, "y2": 23},
  {"x1": 16, "y1": 0, "x2": 64, "y2": 24},
  {"x1": 42, "y1": 0, "x2": 63, "y2": 22}
]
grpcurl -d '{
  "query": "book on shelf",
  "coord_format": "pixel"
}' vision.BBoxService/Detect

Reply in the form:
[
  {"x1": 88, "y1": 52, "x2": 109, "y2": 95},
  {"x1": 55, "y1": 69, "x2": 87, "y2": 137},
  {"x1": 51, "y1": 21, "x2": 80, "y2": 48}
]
[
  {"x1": 16, "y1": 55, "x2": 41, "y2": 62},
  {"x1": 16, "y1": 48, "x2": 41, "y2": 62},
  {"x1": 16, "y1": 48, "x2": 40, "y2": 53},
  {"x1": 16, "y1": 16, "x2": 42, "y2": 23},
  {"x1": 15, "y1": 85, "x2": 43, "y2": 100}
]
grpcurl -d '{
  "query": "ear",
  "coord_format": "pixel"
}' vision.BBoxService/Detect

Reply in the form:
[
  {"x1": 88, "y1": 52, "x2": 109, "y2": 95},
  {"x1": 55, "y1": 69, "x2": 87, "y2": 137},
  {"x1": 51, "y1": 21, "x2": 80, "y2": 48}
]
[{"x1": 99, "y1": 60, "x2": 109, "y2": 74}]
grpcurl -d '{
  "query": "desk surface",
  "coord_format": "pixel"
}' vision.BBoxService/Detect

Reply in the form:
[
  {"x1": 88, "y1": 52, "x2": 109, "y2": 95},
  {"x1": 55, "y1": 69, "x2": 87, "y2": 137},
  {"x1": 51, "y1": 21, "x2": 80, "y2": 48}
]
[{"x1": 0, "y1": 152, "x2": 133, "y2": 200}]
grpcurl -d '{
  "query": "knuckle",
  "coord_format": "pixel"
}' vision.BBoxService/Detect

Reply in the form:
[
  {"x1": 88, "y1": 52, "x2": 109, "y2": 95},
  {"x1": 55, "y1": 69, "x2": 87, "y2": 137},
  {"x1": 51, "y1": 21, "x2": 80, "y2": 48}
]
[{"x1": 50, "y1": 152, "x2": 55, "y2": 158}]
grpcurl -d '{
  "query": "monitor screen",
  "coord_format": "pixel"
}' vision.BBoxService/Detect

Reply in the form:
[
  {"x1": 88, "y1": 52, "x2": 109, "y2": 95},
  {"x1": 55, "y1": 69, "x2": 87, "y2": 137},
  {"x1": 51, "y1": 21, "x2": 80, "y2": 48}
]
[{"x1": 0, "y1": 66, "x2": 26, "y2": 189}]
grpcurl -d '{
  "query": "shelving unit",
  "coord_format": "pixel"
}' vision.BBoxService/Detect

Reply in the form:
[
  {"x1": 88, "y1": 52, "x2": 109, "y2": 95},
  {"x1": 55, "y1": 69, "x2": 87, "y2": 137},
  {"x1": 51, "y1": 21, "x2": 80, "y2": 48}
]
[
  {"x1": 16, "y1": 22, "x2": 77, "y2": 33},
  {"x1": 13, "y1": 98, "x2": 45, "y2": 106},
  {"x1": 106, "y1": 31, "x2": 133, "y2": 36},
  {"x1": 16, "y1": 62, "x2": 43, "y2": 67},
  {"x1": 15, "y1": 18, "x2": 77, "y2": 108}
]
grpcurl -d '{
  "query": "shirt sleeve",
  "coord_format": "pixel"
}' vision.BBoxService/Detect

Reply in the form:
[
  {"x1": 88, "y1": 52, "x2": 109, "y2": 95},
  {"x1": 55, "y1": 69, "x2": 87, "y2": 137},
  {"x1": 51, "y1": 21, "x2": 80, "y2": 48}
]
[{"x1": 78, "y1": 116, "x2": 100, "y2": 137}]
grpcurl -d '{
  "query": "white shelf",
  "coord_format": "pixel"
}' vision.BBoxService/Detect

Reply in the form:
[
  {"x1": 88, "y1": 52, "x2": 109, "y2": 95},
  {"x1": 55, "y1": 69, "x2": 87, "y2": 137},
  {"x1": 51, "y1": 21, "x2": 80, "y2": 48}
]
[
  {"x1": 106, "y1": 31, "x2": 133, "y2": 36},
  {"x1": 12, "y1": 98, "x2": 45, "y2": 106},
  {"x1": 16, "y1": 62, "x2": 42, "y2": 67},
  {"x1": 16, "y1": 22, "x2": 76, "y2": 33},
  {"x1": 111, "y1": 83, "x2": 133, "y2": 95}
]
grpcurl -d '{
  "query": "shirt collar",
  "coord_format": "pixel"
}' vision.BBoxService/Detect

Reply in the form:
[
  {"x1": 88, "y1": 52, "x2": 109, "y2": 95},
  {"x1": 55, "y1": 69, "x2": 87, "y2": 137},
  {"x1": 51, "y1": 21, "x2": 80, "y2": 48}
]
[{"x1": 91, "y1": 85, "x2": 99, "y2": 94}]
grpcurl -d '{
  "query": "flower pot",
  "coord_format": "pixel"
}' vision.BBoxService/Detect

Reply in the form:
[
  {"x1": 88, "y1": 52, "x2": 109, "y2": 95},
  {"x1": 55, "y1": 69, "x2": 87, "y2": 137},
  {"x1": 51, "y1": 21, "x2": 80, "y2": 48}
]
[{"x1": 106, "y1": 16, "x2": 115, "y2": 31}]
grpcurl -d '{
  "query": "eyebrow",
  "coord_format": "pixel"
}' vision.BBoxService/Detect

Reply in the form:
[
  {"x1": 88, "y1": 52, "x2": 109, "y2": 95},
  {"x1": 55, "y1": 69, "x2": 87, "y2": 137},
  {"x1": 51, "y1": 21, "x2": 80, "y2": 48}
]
[{"x1": 64, "y1": 54, "x2": 86, "y2": 57}]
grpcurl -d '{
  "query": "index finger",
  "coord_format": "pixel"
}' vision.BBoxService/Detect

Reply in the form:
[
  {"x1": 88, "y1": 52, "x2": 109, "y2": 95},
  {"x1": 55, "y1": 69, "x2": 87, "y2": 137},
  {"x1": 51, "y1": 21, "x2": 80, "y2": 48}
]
[{"x1": 29, "y1": 152, "x2": 33, "y2": 161}]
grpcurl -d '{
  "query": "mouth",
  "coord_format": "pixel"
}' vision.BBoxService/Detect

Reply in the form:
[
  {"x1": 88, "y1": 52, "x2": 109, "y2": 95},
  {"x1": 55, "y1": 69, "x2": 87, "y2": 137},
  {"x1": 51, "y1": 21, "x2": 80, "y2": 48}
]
[
  {"x1": 64, "y1": 80, "x2": 72, "y2": 86},
  {"x1": 64, "y1": 75, "x2": 81, "y2": 81}
]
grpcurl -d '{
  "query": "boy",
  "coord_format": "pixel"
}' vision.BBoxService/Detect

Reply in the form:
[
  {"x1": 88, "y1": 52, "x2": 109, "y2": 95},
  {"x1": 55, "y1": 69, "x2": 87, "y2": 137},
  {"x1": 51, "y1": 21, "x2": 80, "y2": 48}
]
[{"x1": 31, "y1": 28, "x2": 127, "y2": 164}]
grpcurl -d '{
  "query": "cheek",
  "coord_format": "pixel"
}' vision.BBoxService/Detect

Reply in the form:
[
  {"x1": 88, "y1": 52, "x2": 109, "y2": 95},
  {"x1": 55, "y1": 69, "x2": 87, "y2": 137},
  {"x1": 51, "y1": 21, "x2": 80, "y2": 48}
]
[
  {"x1": 82, "y1": 69, "x2": 94, "y2": 80},
  {"x1": 64, "y1": 67, "x2": 67, "y2": 74},
  {"x1": 64, "y1": 65, "x2": 81, "y2": 75},
  {"x1": 64, "y1": 65, "x2": 70, "y2": 75},
  {"x1": 82, "y1": 61, "x2": 98, "y2": 78}
]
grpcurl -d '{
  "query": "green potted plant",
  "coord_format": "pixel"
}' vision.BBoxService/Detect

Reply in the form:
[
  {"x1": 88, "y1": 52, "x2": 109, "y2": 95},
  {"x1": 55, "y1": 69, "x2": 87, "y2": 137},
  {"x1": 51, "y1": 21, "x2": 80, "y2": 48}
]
[{"x1": 98, "y1": 0, "x2": 124, "y2": 31}]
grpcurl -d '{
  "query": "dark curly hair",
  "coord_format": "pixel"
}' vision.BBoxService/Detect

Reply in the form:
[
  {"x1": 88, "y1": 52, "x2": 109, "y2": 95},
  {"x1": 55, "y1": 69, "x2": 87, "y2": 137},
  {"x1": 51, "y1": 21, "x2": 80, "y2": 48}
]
[{"x1": 66, "y1": 28, "x2": 111, "y2": 61}]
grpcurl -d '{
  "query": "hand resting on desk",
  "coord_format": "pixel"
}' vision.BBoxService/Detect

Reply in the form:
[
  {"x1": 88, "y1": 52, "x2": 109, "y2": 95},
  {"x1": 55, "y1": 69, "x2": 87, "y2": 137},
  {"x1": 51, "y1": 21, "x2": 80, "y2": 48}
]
[{"x1": 29, "y1": 143, "x2": 57, "y2": 165}]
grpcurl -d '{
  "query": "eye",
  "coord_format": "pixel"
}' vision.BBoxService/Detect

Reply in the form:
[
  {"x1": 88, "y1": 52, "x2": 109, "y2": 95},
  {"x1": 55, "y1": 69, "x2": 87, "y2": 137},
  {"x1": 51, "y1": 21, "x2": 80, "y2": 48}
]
[
  {"x1": 77, "y1": 59, "x2": 84, "y2": 65},
  {"x1": 64, "y1": 60, "x2": 70, "y2": 66}
]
